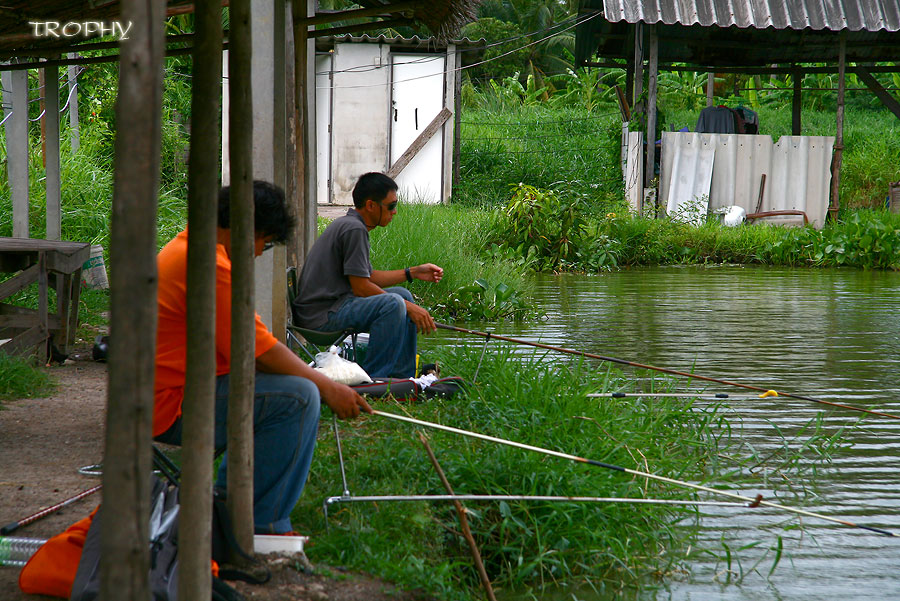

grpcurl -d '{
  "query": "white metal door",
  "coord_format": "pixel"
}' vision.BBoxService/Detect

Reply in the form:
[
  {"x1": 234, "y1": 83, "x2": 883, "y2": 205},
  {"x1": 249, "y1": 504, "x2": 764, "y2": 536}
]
[
  {"x1": 315, "y1": 53, "x2": 333, "y2": 204},
  {"x1": 390, "y1": 53, "x2": 445, "y2": 203}
]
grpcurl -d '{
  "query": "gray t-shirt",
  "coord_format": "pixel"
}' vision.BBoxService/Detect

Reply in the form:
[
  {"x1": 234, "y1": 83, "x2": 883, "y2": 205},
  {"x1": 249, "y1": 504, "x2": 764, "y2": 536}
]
[{"x1": 293, "y1": 209, "x2": 372, "y2": 328}]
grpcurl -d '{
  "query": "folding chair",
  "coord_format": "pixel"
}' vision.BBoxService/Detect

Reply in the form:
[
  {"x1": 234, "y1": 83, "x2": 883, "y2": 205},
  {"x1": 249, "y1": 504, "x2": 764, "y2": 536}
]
[{"x1": 285, "y1": 266, "x2": 358, "y2": 364}]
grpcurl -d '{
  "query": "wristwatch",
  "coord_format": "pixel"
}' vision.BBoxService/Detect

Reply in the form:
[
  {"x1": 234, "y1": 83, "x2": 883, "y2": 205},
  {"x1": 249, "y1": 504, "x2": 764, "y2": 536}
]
[{"x1": 405, "y1": 267, "x2": 412, "y2": 282}]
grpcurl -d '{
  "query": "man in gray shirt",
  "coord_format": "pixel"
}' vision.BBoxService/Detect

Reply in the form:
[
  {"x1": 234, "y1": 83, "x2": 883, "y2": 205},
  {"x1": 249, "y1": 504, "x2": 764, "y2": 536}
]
[{"x1": 292, "y1": 172, "x2": 443, "y2": 378}]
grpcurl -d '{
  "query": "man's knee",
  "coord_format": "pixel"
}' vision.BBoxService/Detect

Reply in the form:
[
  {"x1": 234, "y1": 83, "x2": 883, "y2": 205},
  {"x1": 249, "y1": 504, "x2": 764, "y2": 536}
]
[
  {"x1": 376, "y1": 291, "x2": 409, "y2": 319},
  {"x1": 385, "y1": 286, "x2": 414, "y2": 302}
]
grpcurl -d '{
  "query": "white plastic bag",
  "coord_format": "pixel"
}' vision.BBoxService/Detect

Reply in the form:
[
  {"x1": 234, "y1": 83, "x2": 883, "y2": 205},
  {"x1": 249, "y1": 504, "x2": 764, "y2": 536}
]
[{"x1": 314, "y1": 346, "x2": 372, "y2": 385}]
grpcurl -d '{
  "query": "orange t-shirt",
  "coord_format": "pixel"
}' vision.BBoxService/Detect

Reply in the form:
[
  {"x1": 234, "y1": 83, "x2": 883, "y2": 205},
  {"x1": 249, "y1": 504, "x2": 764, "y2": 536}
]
[{"x1": 153, "y1": 229, "x2": 278, "y2": 437}]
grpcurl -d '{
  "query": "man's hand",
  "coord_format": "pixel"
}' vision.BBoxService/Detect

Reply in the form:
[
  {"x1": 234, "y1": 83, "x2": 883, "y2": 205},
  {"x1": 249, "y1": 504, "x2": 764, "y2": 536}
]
[
  {"x1": 322, "y1": 380, "x2": 373, "y2": 419},
  {"x1": 406, "y1": 301, "x2": 437, "y2": 334},
  {"x1": 411, "y1": 263, "x2": 443, "y2": 283}
]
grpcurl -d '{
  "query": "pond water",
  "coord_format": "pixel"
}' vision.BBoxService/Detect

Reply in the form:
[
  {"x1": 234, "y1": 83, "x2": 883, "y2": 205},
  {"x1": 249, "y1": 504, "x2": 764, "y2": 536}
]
[{"x1": 422, "y1": 266, "x2": 900, "y2": 600}]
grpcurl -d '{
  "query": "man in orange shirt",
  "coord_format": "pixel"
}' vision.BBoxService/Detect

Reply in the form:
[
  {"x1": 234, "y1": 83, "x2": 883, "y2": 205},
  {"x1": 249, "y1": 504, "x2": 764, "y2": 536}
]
[{"x1": 153, "y1": 181, "x2": 371, "y2": 534}]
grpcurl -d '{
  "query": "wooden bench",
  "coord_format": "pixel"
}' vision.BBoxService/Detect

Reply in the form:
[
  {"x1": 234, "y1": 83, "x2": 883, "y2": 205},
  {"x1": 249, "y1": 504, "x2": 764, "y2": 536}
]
[{"x1": 0, "y1": 237, "x2": 91, "y2": 361}]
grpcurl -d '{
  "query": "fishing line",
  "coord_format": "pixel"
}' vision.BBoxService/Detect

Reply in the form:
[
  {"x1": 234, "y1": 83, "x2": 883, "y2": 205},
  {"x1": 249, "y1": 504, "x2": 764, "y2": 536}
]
[
  {"x1": 435, "y1": 323, "x2": 900, "y2": 421},
  {"x1": 373, "y1": 409, "x2": 896, "y2": 537}
]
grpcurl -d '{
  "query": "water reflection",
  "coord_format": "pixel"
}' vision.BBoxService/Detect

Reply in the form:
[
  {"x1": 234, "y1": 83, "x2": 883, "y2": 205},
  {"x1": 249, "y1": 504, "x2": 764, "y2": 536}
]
[{"x1": 422, "y1": 266, "x2": 900, "y2": 600}]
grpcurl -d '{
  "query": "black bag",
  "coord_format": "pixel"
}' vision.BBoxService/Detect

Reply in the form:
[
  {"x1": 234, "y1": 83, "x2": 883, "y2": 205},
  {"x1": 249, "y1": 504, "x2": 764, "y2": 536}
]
[
  {"x1": 351, "y1": 376, "x2": 467, "y2": 401},
  {"x1": 69, "y1": 476, "x2": 247, "y2": 601}
]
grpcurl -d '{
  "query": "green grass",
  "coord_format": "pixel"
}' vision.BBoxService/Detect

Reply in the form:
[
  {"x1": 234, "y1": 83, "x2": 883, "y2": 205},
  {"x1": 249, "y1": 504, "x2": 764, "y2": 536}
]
[
  {"x1": 368, "y1": 204, "x2": 535, "y2": 320},
  {"x1": 291, "y1": 343, "x2": 844, "y2": 598},
  {"x1": 0, "y1": 352, "x2": 55, "y2": 403}
]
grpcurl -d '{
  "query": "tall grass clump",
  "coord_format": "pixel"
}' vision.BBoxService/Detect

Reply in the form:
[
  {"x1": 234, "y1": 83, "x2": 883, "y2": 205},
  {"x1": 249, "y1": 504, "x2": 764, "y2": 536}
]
[
  {"x1": 291, "y1": 344, "x2": 727, "y2": 597},
  {"x1": 0, "y1": 352, "x2": 55, "y2": 403},
  {"x1": 456, "y1": 100, "x2": 625, "y2": 213},
  {"x1": 368, "y1": 204, "x2": 537, "y2": 320}
]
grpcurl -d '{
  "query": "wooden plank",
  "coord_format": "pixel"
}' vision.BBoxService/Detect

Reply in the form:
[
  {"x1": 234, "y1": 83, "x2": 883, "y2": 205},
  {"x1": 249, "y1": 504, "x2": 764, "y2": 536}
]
[
  {"x1": 3, "y1": 69, "x2": 29, "y2": 238},
  {"x1": 0, "y1": 237, "x2": 90, "y2": 253},
  {"x1": 632, "y1": 24, "x2": 644, "y2": 113},
  {"x1": 44, "y1": 64, "x2": 62, "y2": 240},
  {"x1": 387, "y1": 107, "x2": 452, "y2": 179},
  {"x1": 0, "y1": 314, "x2": 60, "y2": 329},
  {"x1": 0, "y1": 325, "x2": 48, "y2": 358},
  {"x1": 853, "y1": 66, "x2": 900, "y2": 121},
  {"x1": 0, "y1": 263, "x2": 39, "y2": 299}
]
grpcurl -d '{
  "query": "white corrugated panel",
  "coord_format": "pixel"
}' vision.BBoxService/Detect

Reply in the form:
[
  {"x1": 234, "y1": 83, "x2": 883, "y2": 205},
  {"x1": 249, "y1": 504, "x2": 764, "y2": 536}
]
[
  {"x1": 623, "y1": 129, "x2": 644, "y2": 213},
  {"x1": 660, "y1": 132, "x2": 834, "y2": 228},
  {"x1": 662, "y1": 132, "x2": 715, "y2": 225}
]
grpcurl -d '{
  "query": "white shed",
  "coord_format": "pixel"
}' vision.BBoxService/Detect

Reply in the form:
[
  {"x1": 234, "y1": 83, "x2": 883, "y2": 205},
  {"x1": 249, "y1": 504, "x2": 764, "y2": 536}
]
[{"x1": 315, "y1": 35, "x2": 462, "y2": 205}]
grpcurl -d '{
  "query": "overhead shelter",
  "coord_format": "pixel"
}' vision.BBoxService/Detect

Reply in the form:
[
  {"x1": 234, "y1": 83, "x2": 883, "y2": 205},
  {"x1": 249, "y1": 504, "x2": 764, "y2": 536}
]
[
  {"x1": 575, "y1": 0, "x2": 900, "y2": 218},
  {"x1": 0, "y1": 1, "x2": 476, "y2": 599}
]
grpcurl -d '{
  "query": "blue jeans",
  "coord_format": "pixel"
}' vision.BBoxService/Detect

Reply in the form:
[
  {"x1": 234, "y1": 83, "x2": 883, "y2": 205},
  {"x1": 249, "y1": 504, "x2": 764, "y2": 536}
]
[
  {"x1": 321, "y1": 287, "x2": 417, "y2": 378},
  {"x1": 156, "y1": 372, "x2": 321, "y2": 534}
]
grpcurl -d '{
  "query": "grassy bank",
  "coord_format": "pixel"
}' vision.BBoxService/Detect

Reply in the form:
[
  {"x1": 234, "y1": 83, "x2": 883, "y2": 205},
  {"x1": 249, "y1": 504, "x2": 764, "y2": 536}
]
[
  {"x1": 291, "y1": 343, "x2": 845, "y2": 599},
  {"x1": 0, "y1": 352, "x2": 55, "y2": 405}
]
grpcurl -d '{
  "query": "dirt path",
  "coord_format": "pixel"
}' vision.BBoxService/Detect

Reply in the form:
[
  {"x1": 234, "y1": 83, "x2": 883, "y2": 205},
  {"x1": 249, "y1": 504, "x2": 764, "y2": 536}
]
[{"x1": 0, "y1": 354, "x2": 431, "y2": 601}]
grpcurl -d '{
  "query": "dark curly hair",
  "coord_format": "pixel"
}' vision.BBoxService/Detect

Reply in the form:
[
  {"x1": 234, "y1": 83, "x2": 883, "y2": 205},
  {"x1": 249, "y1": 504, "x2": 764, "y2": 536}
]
[{"x1": 217, "y1": 180, "x2": 296, "y2": 243}]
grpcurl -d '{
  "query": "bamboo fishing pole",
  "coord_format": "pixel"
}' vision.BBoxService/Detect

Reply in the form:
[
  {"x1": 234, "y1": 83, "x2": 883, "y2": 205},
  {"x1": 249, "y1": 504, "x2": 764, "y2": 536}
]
[
  {"x1": 373, "y1": 409, "x2": 896, "y2": 537},
  {"x1": 436, "y1": 323, "x2": 900, "y2": 421}
]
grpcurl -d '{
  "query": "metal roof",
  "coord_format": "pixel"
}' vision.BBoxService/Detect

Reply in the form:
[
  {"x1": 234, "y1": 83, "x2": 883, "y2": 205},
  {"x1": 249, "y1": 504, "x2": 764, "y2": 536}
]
[
  {"x1": 600, "y1": 0, "x2": 900, "y2": 32},
  {"x1": 315, "y1": 34, "x2": 486, "y2": 51},
  {"x1": 576, "y1": 0, "x2": 900, "y2": 66}
]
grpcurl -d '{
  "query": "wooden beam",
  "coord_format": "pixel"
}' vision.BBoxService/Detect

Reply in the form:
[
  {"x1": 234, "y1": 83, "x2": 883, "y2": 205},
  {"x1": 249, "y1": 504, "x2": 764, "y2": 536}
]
[
  {"x1": 307, "y1": 17, "x2": 414, "y2": 38},
  {"x1": 298, "y1": 1, "x2": 418, "y2": 25},
  {"x1": 179, "y1": 0, "x2": 223, "y2": 596},
  {"x1": 387, "y1": 107, "x2": 452, "y2": 179},
  {"x1": 632, "y1": 24, "x2": 644, "y2": 111},
  {"x1": 227, "y1": 0, "x2": 256, "y2": 555},
  {"x1": 792, "y1": 65, "x2": 802, "y2": 135},
  {"x1": 831, "y1": 36, "x2": 846, "y2": 218},
  {"x1": 645, "y1": 25, "x2": 658, "y2": 197},
  {"x1": 853, "y1": 65, "x2": 900, "y2": 120},
  {"x1": 101, "y1": 0, "x2": 164, "y2": 595},
  {"x1": 706, "y1": 72, "x2": 714, "y2": 106}
]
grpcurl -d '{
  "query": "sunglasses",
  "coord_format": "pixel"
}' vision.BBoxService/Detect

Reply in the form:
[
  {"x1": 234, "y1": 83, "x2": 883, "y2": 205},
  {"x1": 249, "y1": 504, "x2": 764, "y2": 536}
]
[{"x1": 383, "y1": 201, "x2": 398, "y2": 211}]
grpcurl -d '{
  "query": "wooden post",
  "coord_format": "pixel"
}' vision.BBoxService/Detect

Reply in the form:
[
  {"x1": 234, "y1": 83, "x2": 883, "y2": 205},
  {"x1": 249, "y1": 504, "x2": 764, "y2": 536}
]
[
  {"x1": 179, "y1": 0, "x2": 223, "y2": 597},
  {"x1": 792, "y1": 65, "x2": 802, "y2": 135},
  {"x1": 632, "y1": 23, "x2": 644, "y2": 114},
  {"x1": 452, "y1": 49, "x2": 462, "y2": 190},
  {"x1": 831, "y1": 34, "x2": 846, "y2": 218},
  {"x1": 67, "y1": 60, "x2": 80, "y2": 154},
  {"x1": 43, "y1": 63, "x2": 61, "y2": 240},
  {"x1": 3, "y1": 68, "x2": 30, "y2": 238},
  {"x1": 270, "y1": 0, "x2": 288, "y2": 341},
  {"x1": 645, "y1": 26, "x2": 658, "y2": 198},
  {"x1": 292, "y1": 0, "x2": 317, "y2": 265},
  {"x1": 100, "y1": 0, "x2": 164, "y2": 597},
  {"x1": 706, "y1": 72, "x2": 714, "y2": 107},
  {"x1": 227, "y1": 0, "x2": 257, "y2": 554}
]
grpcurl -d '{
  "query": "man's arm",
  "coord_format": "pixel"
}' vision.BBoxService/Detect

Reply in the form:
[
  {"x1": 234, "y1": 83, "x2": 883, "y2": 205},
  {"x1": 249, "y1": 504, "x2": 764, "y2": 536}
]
[
  {"x1": 369, "y1": 263, "x2": 443, "y2": 288},
  {"x1": 256, "y1": 342, "x2": 372, "y2": 419}
]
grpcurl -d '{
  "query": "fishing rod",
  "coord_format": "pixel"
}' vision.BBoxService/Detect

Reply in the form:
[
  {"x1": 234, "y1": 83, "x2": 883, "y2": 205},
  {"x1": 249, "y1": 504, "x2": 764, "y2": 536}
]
[
  {"x1": 592, "y1": 392, "x2": 747, "y2": 399},
  {"x1": 323, "y1": 493, "x2": 749, "y2": 520},
  {"x1": 0, "y1": 485, "x2": 101, "y2": 535},
  {"x1": 436, "y1": 323, "x2": 900, "y2": 421},
  {"x1": 373, "y1": 409, "x2": 896, "y2": 537}
]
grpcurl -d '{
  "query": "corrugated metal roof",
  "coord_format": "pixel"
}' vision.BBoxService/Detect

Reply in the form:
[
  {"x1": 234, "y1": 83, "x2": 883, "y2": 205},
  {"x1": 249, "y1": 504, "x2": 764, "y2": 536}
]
[{"x1": 601, "y1": 0, "x2": 900, "y2": 32}]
